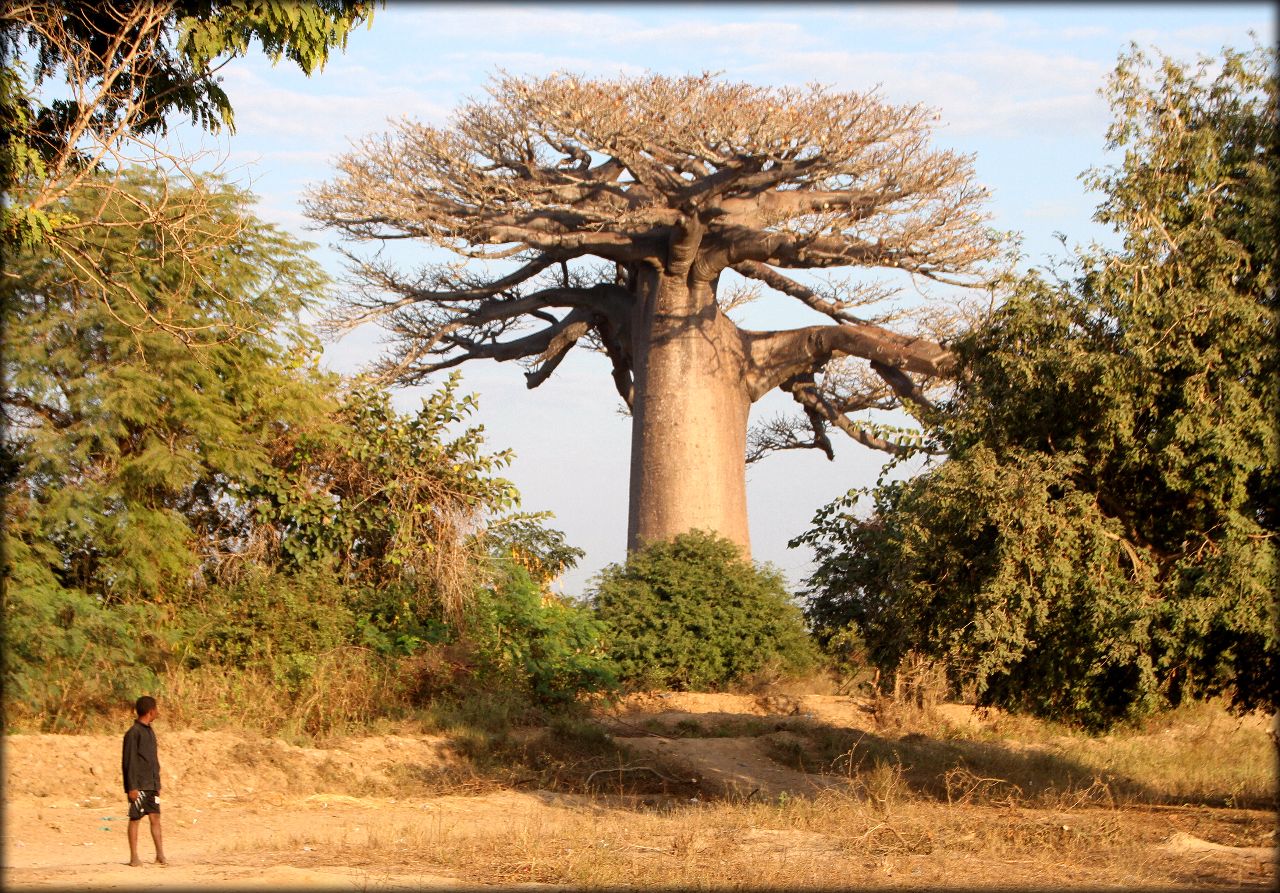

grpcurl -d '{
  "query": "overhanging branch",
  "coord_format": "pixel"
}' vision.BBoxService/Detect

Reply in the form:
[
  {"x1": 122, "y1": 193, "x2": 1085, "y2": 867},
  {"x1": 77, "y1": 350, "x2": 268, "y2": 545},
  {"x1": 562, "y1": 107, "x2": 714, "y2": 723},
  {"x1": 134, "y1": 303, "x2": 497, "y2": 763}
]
[{"x1": 743, "y1": 323, "x2": 953, "y2": 401}]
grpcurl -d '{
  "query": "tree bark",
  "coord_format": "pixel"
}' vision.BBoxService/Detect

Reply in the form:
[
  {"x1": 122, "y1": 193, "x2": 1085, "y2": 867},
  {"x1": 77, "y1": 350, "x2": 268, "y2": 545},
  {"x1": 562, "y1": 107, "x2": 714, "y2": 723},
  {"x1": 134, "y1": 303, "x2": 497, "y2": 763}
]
[{"x1": 627, "y1": 269, "x2": 752, "y2": 553}]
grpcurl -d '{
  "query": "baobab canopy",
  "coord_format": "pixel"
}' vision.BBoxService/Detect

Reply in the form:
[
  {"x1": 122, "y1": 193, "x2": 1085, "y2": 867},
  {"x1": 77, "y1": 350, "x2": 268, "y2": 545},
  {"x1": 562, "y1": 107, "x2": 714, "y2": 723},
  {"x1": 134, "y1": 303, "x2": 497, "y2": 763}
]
[{"x1": 306, "y1": 71, "x2": 1001, "y2": 553}]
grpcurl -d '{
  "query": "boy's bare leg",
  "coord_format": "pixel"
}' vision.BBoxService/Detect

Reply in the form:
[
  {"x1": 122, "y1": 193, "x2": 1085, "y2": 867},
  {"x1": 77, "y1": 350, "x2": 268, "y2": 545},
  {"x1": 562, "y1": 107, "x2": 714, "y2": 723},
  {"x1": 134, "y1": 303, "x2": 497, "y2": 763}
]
[
  {"x1": 148, "y1": 813, "x2": 167, "y2": 864},
  {"x1": 127, "y1": 819, "x2": 143, "y2": 866}
]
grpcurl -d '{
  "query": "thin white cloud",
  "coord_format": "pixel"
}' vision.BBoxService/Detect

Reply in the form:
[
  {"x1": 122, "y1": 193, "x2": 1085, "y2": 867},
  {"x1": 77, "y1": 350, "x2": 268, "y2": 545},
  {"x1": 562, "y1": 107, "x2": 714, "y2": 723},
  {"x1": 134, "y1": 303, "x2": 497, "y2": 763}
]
[
  {"x1": 1060, "y1": 25, "x2": 1115, "y2": 41},
  {"x1": 830, "y1": 4, "x2": 1011, "y2": 36},
  {"x1": 391, "y1": 5, "x2": 898, "y2": 66},
  {"x1": 749, "y1": 45, "x2": 1109, "y2": 140},
  {"x1": 220, "y1": 67, "x2": 452, "y2": 144},
  {"x1": 251, "y1": 148, "x2": 335, "y2": 167},
  {"x1": 620, "y1": 18, "x2": 815, "y2": 52},
  {"x1": 1124, "y1": 21, "x2": 1275, "y2": 54},
  {"x1": 322, "y1": 59, "x2": 469, "y2": 91},
  {"x1": 397, "y1": 4, "x2": 638, "y2": 43},
  {"x1": 450, "y1": 50, "x2": 650, "y2": 80}
]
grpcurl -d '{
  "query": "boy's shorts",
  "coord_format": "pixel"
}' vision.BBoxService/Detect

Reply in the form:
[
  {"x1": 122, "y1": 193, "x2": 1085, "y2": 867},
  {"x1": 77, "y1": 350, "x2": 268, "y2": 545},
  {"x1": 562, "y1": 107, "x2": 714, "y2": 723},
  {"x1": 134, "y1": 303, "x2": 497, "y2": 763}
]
[{"x1": 128, "y1": 790, "x2": 160, "y2": 820}]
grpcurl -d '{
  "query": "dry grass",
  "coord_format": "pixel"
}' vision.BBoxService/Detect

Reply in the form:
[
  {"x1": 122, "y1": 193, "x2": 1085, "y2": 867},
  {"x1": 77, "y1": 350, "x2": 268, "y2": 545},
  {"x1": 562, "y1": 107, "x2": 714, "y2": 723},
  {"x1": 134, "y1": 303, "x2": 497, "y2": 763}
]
[
  {"x1": 213, "y1": 694, "x2": 1276, "y2": 890},
  {"x1": 158, "y1": 649, "x2": 411, "y2": 743},
  {"x1": 1037, "y1": 701, "x2": 1276, "y2": 808},
  {"x1": 763, "y1": 697, "x2": 1276, "y2": 812},
  {"x1": 265, "y1": 787, "x2": 1271, "y2": 889}
]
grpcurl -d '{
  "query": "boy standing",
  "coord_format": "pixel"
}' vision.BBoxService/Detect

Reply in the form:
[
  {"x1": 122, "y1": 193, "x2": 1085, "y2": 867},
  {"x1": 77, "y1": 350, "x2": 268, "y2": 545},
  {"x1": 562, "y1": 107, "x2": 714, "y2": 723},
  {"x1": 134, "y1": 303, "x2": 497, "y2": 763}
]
[{"x1": 122, "y1": 695, "x2": 167, "y2": 866}]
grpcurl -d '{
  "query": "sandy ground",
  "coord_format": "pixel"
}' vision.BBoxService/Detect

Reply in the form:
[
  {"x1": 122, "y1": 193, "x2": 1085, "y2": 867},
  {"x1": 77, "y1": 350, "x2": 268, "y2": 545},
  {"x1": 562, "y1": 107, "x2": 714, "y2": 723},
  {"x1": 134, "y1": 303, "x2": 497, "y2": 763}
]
[
  {"x1": 3, "y1": 693, "x2": 1275, "y2": 890},
  {"x1": 1, "y1": 729, "x2": 496, "y2": 890}
]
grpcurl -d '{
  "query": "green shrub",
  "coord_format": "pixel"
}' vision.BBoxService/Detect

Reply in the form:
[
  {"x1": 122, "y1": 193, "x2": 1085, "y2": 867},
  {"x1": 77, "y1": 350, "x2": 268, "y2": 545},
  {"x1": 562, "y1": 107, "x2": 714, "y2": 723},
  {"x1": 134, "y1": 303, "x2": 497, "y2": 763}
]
[
  {"x1": 347, "y1": 580, "x2": 452, "y2": 658},
  {"x1": 3, "y1": 581, "x2": 168, "y2": 730},
  {"x1": 466, "y1": 563, "x2": 617, "y2": 705},
  {"x1": 179, "y1": 565, "x2": 354, "y2": 692},
  {"x1": 590, "y1": 531, "x2": 821, "y2": 690}
]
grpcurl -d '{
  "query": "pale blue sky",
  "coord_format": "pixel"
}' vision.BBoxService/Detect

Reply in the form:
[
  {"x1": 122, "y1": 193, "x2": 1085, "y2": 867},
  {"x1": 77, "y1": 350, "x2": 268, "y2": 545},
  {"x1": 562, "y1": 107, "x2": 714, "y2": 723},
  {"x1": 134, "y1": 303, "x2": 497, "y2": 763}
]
[{"x1": 169, "y1": 2, "x2": 1274, "y2": 595}]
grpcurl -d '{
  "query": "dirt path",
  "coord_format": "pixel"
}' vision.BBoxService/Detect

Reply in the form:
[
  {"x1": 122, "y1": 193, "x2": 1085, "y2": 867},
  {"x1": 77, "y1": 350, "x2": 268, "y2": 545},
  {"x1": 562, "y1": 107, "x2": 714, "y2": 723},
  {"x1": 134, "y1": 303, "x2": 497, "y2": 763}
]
[
  {"x1": 3, "y1": 693, "x2": 1275, "y2": 890},
  {"x1": 3, "y1": 790, "x2": 568, "y2": 890}
]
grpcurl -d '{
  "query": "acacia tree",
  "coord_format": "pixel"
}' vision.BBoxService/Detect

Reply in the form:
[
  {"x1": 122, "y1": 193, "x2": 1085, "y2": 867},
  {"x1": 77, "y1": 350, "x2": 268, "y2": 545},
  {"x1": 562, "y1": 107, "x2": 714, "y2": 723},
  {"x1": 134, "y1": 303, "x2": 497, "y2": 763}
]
[{"x1": 307, "y1": 73, "x2": 998, "y2": 552}]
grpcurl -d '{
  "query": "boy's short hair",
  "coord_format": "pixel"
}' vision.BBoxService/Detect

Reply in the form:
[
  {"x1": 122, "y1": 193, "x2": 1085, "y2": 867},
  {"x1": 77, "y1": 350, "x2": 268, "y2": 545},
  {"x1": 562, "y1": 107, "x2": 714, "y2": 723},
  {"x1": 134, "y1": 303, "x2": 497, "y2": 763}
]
[{"x1": 135, "y1": 695, "x2": 157, "y2": 717}]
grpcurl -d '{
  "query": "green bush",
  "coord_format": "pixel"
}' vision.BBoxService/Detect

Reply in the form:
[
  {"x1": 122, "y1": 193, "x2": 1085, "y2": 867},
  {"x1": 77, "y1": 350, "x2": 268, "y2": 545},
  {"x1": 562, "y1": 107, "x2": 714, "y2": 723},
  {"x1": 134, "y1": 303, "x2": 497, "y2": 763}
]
[
  {"x1": 466, "y1": 563, "x2": 617, "y2": 705},
  {"x1": 3, "y1": 580, "x2": 168, "y2": 730},
  {"x1": 797, "y1": 45, "x2": 1278, "y2": 731},
  {"x1": 590, "y1": 531, "x2": 821, "y2": 690},
  {"x1": 179, "y1": 565, "x2": 354, "y2": 692},
  {"x1": 347, "y1": 580, "x2": 452, "y2": 658}
]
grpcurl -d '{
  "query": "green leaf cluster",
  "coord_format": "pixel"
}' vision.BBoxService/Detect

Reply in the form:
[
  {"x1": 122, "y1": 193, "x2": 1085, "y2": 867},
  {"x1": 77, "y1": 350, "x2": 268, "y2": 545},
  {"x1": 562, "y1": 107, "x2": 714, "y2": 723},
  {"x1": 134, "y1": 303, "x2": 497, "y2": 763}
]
[
  {"x1": 591, "y1": 531, "x2": 821, "y2": 690},
  {"x1": 1, "y1": 1, "x2": 374, "y2": 248},
  {"x1": 177, "y1": 1, "x2": 374, "y2": 88},
  {"x1": 2, "y1": 579, "x2": 169, "y2": 730},
  {"x1": 466, "y1": 563, "x2": 617, "y2": 706},
  {"x1": 245, "y1": 375, "x2": 519, "y2": 598},
  {"x1": 798, "y1": 44, "x2": 1277, "y2": 730},
  {"x1": 177, "y1": 564, "x2": 354, "y2": 693},
  {"x1": 3, "y1": 167, "x2": 329, "y2": 604},
  {"x1": 484, "y1": 513, "x2": 587, "y2": 586}
]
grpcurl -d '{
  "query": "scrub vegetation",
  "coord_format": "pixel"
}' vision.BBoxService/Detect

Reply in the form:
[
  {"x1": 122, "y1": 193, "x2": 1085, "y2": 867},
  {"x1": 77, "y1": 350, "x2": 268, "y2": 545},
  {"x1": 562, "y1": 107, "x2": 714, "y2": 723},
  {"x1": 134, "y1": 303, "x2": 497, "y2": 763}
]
[{"x1": 1, "y1": 10, "x2": 1274, "y2": 887}]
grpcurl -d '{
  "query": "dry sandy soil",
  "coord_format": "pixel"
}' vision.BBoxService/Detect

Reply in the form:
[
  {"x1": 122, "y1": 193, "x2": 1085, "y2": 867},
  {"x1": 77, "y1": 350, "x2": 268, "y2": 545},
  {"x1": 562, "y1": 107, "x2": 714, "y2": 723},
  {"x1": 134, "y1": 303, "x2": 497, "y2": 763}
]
[{"x1": 3, "y1": 692, "x2": 1275, "y2": 890}]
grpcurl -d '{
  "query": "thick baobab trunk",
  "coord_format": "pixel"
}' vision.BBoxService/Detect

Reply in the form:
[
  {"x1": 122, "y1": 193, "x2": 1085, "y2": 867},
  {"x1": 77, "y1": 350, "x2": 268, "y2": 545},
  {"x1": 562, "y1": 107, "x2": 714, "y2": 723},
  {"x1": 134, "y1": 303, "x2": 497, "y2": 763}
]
[{"x1": 627, "y1": 271, "x2": 752, "y2": 553}]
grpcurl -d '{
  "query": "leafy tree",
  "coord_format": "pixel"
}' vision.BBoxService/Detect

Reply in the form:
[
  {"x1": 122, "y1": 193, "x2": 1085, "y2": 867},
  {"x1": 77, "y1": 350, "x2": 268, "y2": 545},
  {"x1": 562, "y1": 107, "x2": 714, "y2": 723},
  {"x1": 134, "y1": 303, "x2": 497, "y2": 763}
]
[
  {"x1": 306, "y1": 72, "x2": 1000, "y2": 555},
  {"x1": 484, "y1": 513, "x2": 587, "y2": 587},
  {"x1": 2, "y1": 164, "x2": 591, "y2": 725},
  {"x1": 3, "y1": 161, "x2": 524, "y2": 598},
  {"x1": 3, "y1": 574, "x2": 169, "y2": 730},
  {"x1": 591, "y1": 531, "x2": 820, "y2": 690},
  {"x1": 2, "y1": 166, "x2": 330, "y2": 604},
  {"x1": 0, "y1": 165, "x2": 339, "y2": 728},
  {"x1": 178, "y1": 564, "x2": 355, "y2": 694},
  {"x1": 798, "y1": 45, "x2": 1277, "y2": 730},
  {"x1": 0, "y1": 0, "x2": 375, "y2": 417},
  {"x1": 1, "y1": 0, "x2": 375, "y2": 249}
]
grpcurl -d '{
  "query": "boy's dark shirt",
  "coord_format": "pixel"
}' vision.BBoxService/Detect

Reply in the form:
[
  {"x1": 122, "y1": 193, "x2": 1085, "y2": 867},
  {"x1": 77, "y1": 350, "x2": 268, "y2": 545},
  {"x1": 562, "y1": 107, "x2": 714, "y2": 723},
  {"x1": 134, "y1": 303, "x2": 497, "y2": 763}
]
[{"x1": 122, "y1": 719, "x2": 160, "y2": 793}]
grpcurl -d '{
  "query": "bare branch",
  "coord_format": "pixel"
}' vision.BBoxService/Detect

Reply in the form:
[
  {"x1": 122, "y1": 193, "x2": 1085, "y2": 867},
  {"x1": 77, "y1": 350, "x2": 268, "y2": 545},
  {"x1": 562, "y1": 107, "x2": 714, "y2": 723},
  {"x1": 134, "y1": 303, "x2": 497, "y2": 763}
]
[
  {"x1": 870, "y1": 360, "x2": 936, "y2": 411},
  {"x1": 785, "y1": 375, "x2": 937, "y2": 458},
  {"x1": 323, "y1": 253, "x2": 559, "y2": 333},
  {"x1": 361, "y1": 280, "x2": 631, "y2": 388},
  {"x1": 524, "y1": 312, "x2": 592, "y2": 388},
  {"x1": 746, "y1": 373, "x2": 836, "y2": 464},
  {"x1": 732, "y1": 261, "x2": 876, "y2": 324}
]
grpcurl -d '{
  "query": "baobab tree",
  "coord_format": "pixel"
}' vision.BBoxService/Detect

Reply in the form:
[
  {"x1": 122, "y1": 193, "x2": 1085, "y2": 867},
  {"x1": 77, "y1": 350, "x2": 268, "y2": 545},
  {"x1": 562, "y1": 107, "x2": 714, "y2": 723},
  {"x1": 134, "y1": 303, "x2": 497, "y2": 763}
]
[{"x1": 306, "y1": 72, "x2": 999, "y2": 554}]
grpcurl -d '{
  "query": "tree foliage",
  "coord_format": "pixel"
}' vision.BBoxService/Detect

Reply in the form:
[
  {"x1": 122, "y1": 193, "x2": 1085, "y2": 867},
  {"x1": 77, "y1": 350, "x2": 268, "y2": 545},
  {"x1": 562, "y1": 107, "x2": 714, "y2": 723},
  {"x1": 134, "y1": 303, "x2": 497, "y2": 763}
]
[
  {"x1": 468, "y1": 563, "x2": 616, "y2": 706},
  {"x1": 591, "y1": 531, "x2": 820, "y2": 690},
  {"x1": 0, "y1": 166, "x2": 327, "y2": 727},
  {"x1": 2, "y1": 167, "x2": 595, "y2": 729},
  {"x1": 245, "y1": 378, "x2": 521, "y2": 618},
  {"x1": 1, "y1": 0, "x2": 374, "y2": 249},
  {"x1": 3, "y1": 167, "x2": 330, "y2": 603},
  {"x1": 798, "y1": 44, "x2": 1277, "y2": 730}
]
